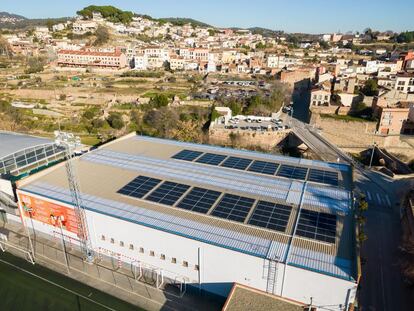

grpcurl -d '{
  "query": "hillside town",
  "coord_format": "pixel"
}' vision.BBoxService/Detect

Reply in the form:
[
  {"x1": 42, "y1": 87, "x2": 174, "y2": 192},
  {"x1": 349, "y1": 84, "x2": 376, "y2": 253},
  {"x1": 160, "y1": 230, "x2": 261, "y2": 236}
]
[{"x1": 2, "y1": 8, "x2": 414, "y2": 139}]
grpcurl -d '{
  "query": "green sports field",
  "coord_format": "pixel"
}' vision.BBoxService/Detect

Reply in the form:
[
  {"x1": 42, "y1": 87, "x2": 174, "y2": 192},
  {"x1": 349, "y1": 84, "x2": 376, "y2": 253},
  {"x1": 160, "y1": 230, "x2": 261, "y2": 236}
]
[{"x1": 0, "y1": 252, "x2": 143, "y2": 311}]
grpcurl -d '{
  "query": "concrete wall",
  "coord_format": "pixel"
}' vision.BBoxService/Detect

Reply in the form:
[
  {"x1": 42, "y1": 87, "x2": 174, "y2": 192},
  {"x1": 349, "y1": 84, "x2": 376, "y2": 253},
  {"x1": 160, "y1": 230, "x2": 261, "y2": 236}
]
[
  {"x1": 311, "y1": 105, "x2": 351, "y2": 116},
  {"x1": 209, "y1": 129, "x2": 290, "y2": 151}
]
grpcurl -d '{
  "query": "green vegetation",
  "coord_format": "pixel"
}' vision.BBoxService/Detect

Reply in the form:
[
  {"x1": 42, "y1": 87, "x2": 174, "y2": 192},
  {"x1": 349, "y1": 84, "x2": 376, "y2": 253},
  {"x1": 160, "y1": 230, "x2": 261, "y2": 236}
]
[
  {"x1": 361, "y1": 79, "x2": 379, "y2": 96},
  {"x1": 396, "y1": 31, "x2": 414, "y2": 43},
  {"x1": 121, "y1": 71, "x2": 164, "y2": 78},
  {"x1": 25, "y1": 57, "x2": 45, "y2": 74},
  {"x1": 149, "y1": 94, "x2": 169, "y2": 108},
  {"x1": 157, "y1": 17, "x2": 211, "y2": 28},
  {"x1": 106, "y1": 112, "x2": 125, "y2": 129},
  {"x1": 93, "y1": 26, "x2": 110, "y2": 46},
  {"x1": 255, "y1": 42, "x2": 273, "y2": 49},
  {"x1": 77, "y1": 5, "x2": 133, "y2": 24},
  {"x1": 218, "y1": 83, "x2": 289, "y2": 116}
]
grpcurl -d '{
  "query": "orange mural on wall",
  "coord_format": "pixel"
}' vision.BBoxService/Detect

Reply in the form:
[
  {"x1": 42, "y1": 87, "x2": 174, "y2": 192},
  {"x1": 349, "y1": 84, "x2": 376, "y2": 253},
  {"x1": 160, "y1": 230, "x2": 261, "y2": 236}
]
[{"x1": 18, "y1": 193, "x2": 80, "y2": 236}]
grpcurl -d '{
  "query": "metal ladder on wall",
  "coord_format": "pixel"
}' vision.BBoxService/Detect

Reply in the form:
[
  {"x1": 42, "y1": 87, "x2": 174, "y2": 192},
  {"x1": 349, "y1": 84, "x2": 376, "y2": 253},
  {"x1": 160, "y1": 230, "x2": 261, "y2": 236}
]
[{"x1": 266, "y1": 259, "x2": 278, "y2": 295}]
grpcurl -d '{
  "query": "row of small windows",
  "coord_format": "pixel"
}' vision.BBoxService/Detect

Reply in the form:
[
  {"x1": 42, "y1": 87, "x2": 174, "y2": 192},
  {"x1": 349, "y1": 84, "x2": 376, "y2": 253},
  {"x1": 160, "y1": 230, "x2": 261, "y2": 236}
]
[{"x1": 102, "y1": 235, "x2": 198, "y2": 270}]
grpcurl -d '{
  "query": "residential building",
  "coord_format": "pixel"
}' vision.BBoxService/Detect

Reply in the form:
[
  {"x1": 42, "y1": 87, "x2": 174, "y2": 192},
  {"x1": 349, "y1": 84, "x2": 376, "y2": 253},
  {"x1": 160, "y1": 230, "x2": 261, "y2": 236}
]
[
  {"x1": 266, "y1": 54, "x2": 299, "y2": 69},
  {"x1": 376, "y1": 103, "x2": 414, "y2": 135},
  {"x1": 395, "y1": 73, "x2": 414, "y2": 93},
  {"x1": 57, "y1": 49, "x2": 127, "y2": 69},
  {"x1": 310, "y1": 87, "x2": 331, "y2": 106},
  {"x1": 72, "y1": 20, "x2": 97, "y2": 35}
]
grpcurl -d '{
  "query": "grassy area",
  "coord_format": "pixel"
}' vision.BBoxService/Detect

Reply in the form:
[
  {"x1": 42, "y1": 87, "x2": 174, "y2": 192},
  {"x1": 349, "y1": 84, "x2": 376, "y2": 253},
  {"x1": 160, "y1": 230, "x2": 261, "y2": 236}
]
[
  {"x1": 80, "y1": 135, "x2": 101, "y2": 146},
  {"x1": 0, "y1": 252, "x2": 143, "y2": 311},
  {"x1": 320, "y1": 113, "x2": 376, "y2": 123},
  {"x1": 142, "y1": 90, "x2": 188, "y2": 100}
]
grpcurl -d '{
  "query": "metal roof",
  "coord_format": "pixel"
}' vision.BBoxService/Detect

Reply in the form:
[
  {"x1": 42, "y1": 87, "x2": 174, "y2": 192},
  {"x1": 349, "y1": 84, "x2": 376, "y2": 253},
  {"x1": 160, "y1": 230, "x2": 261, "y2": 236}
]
[
  {"x1": 0, "y1": 132, "x2": 53, "y2": 159},
  {"x1": 18, "y1": 134, "x2": 356, "y2": 281},
  {"x1": 0, "y1": 132, "x2": 65, "y2": 175}
]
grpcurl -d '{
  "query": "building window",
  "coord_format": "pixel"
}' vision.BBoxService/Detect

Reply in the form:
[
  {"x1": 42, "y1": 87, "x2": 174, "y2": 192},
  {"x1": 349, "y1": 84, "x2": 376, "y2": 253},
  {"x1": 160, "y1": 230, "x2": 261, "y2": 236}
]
[
  {"x1": 171, "y1": 257, "x2": 177, "y2": 264},
  {"x1": 139, "y1": 247, "x2": 144, "y2": 253},
  {"x1": 160, "y1": 254, "x2": 165, "y2": 260},
  {"x1": 101, "y1": 235, "x2": 105, "y2": 241},
  {"x1": 110, "y1": 238, "x2": 115, "y2": 244},
  {"x1": 119, "y1": 241, "x2": 124, "y2": 247},
  {"x1": 183, "y1": 261, "x2": 188, "y2": 267},
  {"x1": 150, "y1": 251, "x2": 155, "y2": 257},
  {"x1": 194, "y1": 265, "x2": 199, "y2": 271},
  {"x1": 129, "y1": 244, "x2": 134, "y2": 250}
]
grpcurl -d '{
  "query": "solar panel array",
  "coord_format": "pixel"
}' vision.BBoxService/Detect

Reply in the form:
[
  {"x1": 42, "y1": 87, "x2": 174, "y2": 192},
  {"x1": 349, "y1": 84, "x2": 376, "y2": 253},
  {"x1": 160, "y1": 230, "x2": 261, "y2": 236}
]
[
  {"x1": 221, "y1": 156, "x2": 252, "y2": 170},
  {"x1": 117, "y1": 176, "x2": 161, "y2": 198},
  {"x1": 248, "y1": 201, "x2": 292, "y2": 232},
  {"x1": 195, "y1": 153, "x2": 227, "y2": 166},
  {"x1": 171, "y1": 149, "x2": 340, "y2": 186},
  {"x1": 171, "y1": 149, "x2": 203, "y2": 161},
  {"x1": 277, "y1": 165, "x2": 308, "y2": 180},
  {"x1": 177, "y1": 187, "x2": 221, "y2": 214},
  {"x1": 211, "y1": 194, "x2": 256, "y2": 223},
  {"x1": 248, "y1": 160, "x2": 279, "y2": 175},
  {"x1": 296, "y1": 209, "x2": 337, "y2": 243},
  {"x1": 308, "y1": 169, "x2": 339, "y2": 186},
  {"x1": 146, "y1": 181, "x2": 190, "y2": 205},
  {"x1": 117, "y1": 175, "x2": 338, "y2": 240}
]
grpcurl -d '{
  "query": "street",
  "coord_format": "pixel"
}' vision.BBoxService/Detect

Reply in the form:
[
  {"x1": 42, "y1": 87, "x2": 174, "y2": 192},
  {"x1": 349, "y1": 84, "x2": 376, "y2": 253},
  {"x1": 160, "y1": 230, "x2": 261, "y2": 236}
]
[{"x1": 290, "y1": 94, "x2": 414, "y2": 310}]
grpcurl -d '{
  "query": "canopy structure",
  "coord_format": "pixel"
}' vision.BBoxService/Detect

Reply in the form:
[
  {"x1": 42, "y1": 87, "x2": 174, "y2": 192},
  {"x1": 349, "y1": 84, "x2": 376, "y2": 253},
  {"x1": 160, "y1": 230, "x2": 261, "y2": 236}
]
[{"x1": 0, "y1": 132, "x2": 65, "y2": 176}]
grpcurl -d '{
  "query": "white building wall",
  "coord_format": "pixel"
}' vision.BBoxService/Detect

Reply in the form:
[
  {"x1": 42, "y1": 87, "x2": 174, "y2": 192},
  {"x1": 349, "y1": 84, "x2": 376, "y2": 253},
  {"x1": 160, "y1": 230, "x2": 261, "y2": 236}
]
[
  {"x1": 16, "y1": 189, "x2": 356, "y2": 307},
  {"x1": 282, "y1": 265, "x2": 357, "y2": 311}
]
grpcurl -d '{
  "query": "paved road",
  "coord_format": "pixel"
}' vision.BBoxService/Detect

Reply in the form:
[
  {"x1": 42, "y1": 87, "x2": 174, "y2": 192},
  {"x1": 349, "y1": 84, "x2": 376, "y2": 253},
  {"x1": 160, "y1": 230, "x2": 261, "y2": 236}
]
[{"x1": 289, "y1": 115, "x2": 414, "y2": 311}]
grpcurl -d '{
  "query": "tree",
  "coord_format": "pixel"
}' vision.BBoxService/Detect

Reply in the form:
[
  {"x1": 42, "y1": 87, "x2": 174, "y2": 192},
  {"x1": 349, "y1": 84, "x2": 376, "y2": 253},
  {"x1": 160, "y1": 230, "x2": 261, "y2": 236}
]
[
  {"x1": 77, "y1": 5, "x2": 133, "y2": 24},
  {"x1": 210, "y1": 106, "x2": 220, "y2": 122},
  {"x1": 396, "y1": 31, "x2": 414, "y2": 43},
  {"x1": 106, "y1": 112, "x2": 124, "y2": 129},
  {"x1": 361, "y1": 79, "x2": 379, "y2": 96},
  {"x1": 319, "y1": 40, "x2": 330, "y2": 50},
  {"x1": 143, "y1": 107, "x2": 179, "y2": 136},
  {"x1": 93, "y1": 26, "x2": 110, "y2": 46},
  {"x1": 168, "y1": 120, "x2": 202, "y2": 142},
  {"x1": 163, "y1": 60, "x2": 171, "y2": 72},
  {"x1": 25, "y1": 57, "x2": 44, "y2": 74},
  {"x1": 228, "y1": 100, "x2": 242, "y2": 116},
  {"x1": 149, "y1": 94, "x2": 169, "y2": 108}
]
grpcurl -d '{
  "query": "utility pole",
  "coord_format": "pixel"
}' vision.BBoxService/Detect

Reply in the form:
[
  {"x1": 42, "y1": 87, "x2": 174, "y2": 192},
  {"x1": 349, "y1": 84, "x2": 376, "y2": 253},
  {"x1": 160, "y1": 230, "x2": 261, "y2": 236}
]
[
  {"x1": 55, "y1": 215, "x2": 70, "y2": 274},
  {"x1": 308, "y1": 297, "x2": 313, "y2": 311},
  {"x1": 55, "y1": 131, "x2": 94, "y2": 263},
  {"x1": 20, "y1": 204, "x2": 36, "y2": 260},
  {"x1": 369, "y1": 142, "x2": 377, "y2": 168}
]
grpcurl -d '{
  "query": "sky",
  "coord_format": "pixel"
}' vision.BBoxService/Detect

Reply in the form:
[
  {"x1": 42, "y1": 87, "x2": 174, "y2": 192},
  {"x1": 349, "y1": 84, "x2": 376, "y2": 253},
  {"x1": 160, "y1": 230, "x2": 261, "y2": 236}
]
[{"x1": 1, "y1": 0, "x2": 414, "y2": 34}]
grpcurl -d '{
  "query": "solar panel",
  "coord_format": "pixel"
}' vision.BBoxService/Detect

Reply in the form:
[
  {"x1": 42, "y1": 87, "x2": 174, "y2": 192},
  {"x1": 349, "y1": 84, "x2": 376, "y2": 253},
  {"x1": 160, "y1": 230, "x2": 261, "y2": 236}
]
[
  {"x1": 211, "y1": 194, "x2": 255, "y2": 223},
  {"x1": 177, "y1": 187, "x2": 221, "y2": 214},
  {"x1": 248, "y1": 201, "x2": 292, "y2": 232},
  {"x1": 146, "y1": 181, "x2": 190, "y2": 206},
  {"x1": 171, "y1": 149, "x2": 203, "y2": 161},
  {"x1": 296, "y1": 209, "x2": 337, "y2": 243},
  {"x1": 277, "y1": 165, "x2": 308, "y2": 180},
  {"x1": 117, "y1": 176, "x2": 162, "y2": 198},
  {"x1": 308, "y1": 169, "x2": 339, "y2": 186},
  {"x1": 195, "y1": 153, "x2": 227, "y2": 166},
  {"x1": 248, "y1": 160, "x2": 279, "y2": 175},
  {"x1": 221, "y1": 156, "x2": 252, "y2": 170}
]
